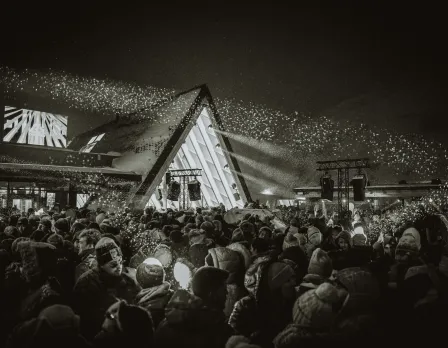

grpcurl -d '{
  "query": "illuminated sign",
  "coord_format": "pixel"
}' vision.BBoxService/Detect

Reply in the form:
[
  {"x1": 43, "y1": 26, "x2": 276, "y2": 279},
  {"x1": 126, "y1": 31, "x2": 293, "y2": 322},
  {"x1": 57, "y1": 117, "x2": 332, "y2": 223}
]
[
  {"x1": 80, "y1": 133, "x2": 105, "y2": 153},
  {"x1": 3, "y1": 106, "x2": 68, "y2": 147}
]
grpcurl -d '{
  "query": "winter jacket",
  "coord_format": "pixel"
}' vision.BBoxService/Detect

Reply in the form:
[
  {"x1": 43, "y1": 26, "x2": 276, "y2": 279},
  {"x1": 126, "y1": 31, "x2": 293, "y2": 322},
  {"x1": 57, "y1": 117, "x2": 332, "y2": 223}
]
[
  {"x1": 154, "y1": 289, "x2": 233, "y2": 348},
  {"x1": 206, "y1": 247, "x2": 247, "y2": 318},
  {"x1": 297, "y1": 274, "x2": 329, "y2": 297},
  {"x1": 72, "y1": 267, "x2": 141, "y2": 340},
  {"x1": 227, "y1": 242, "x2": 252, "y2": 270},
  {"x1": 135, "y1": 282, "x2": 174, "y2": 328},
  {"x1": 229, "y1": 255, "x2": 291, "y2": 346},
  {"x1": 75, "y1": 248, "x2": 97, "y2": 282}
]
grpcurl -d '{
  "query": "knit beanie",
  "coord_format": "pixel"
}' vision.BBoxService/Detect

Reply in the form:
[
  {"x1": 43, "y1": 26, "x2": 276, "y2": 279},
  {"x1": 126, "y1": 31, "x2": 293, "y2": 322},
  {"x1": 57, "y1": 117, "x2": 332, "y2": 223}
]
[
  {"x1": 352, "y1": 234, "x2": 367, "y2": 246},
  {"x1": 95, "y1": 237, "x2": 122, "y2": 266},
  {"x1": 307, "y1": 226, "x2": 322, "y2": 246},
  {"x1": 136, "y1": 262, "x2": 165, "y2": 288},
  {"x1": 293, "y1": 282, "x2": 348, "y2": 329},
  {"x1": 266, "y1": 262, "x2": 296, "y2": 292},
  {"x1": 191, "y1": 266, "x2": 229, "y2": 299},
  {"x1": 231, "y1": 228, "x2": 245, "y2": 243},
  {"x1": 308, "y1": 248, "x2": 333, "y2": 278}
]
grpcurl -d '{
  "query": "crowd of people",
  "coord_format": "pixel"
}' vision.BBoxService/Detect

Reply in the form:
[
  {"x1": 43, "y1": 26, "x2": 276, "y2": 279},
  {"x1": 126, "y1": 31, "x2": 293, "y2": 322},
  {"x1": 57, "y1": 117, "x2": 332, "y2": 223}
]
[{"x1": 0, "y1": 202, "x2": 447, "y2": 348}]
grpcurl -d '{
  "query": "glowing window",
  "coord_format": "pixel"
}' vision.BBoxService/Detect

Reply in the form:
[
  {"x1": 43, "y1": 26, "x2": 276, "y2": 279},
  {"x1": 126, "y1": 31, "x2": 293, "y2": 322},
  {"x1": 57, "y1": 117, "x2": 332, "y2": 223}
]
[{"x1": 80, "y1": 133, "x2": 105, "y2": 153}]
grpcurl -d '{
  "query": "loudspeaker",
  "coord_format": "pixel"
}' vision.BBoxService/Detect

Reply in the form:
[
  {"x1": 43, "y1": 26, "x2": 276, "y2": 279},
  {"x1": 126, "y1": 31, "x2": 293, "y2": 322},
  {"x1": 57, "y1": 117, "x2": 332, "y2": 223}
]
[
  {"x1": 157, "y1": 188, "x2": 162, "y2": 201},
  {"x1": 352, "y1": 175, "x2": 366, "y2": 201},
  {"x1": 187, "y1": 180, "x2": 201, "y2": 201},
  {"x1": 167, "y1": 181, "x2": 181, "y2": 201},
  {"x1": 165, "y1": 172, "x2": 171, "y2": 185},
  {"x1": 320, "y1": 177, "x2": 334, "y2": 201}
]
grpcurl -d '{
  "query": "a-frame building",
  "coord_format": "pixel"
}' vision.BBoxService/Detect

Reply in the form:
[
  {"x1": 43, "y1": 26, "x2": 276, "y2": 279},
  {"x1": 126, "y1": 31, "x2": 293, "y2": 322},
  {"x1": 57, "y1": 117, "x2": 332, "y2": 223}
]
[{"x1": 68, "y1": 85, "x2": 251, "y2": 210}]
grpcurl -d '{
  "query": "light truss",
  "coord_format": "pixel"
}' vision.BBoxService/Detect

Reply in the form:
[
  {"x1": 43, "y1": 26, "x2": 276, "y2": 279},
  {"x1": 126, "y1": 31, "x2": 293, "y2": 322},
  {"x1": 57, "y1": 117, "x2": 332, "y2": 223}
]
[{"x1": 169, "y1": 168, "x2": 202, "y2": 177}]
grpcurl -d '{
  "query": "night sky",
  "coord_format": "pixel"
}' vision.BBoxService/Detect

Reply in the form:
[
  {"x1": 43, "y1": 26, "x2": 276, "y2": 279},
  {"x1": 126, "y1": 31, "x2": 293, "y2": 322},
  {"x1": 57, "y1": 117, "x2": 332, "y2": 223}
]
[{"x1": 1, "y1": 2, "x2": 447, "y2": 197}]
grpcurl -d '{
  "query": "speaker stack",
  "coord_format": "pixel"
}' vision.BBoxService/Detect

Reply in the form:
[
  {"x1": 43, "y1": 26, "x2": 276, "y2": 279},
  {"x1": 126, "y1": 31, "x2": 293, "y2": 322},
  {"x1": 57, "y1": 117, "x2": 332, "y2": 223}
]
[
  {"x1": 167, "y1": 181, "x2": 181, "y2": 201},
  {"x1": 352, "y1": 175, "x2": 366, "y2": 201},
  {"x1": 187, "y1": 180, "x2": 201, "y2": 201},
  {"x1": 320, "y1": 177, "x2": 334, "y2": 201}
]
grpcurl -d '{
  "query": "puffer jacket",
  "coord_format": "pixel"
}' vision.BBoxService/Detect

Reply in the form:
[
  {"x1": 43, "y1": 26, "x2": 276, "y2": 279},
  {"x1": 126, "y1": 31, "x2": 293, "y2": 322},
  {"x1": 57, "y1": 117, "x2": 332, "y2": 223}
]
[
  {"x1": 154, "y1": 289, "x2": 233, "y2": 348},
  {"x1": 75, "y1": 249, "x2": 97, "y2": 282},
  {"x1": 135, "y1": 282, "x2": 174, "y2": 328},
  {"x1": 227, "y1": 242, "x2": 252, "y2": 270},
  {"x1": 206, "y1": 247, "x2": 247, "y2": 317},
  {"x1": 296, "y1": 274, "x2": 329, "y2": 297}
]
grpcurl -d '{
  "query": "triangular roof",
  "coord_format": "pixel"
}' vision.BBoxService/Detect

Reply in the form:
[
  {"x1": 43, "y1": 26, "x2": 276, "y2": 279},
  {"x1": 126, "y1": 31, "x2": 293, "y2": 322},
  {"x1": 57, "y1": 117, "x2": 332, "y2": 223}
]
[{"x1": 69, "y1": 85, "x2": 251, "y2": 209}]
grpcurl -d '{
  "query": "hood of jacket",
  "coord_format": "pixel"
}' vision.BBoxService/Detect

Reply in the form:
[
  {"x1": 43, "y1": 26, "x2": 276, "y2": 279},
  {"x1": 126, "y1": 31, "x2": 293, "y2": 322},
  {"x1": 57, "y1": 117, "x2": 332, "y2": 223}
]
[
  {"x1": 207, "y1": 247, "x2": 244, "y2": 283},
  {"x1": 136, "y1": 282, "x2": 173, "y2": 309}
]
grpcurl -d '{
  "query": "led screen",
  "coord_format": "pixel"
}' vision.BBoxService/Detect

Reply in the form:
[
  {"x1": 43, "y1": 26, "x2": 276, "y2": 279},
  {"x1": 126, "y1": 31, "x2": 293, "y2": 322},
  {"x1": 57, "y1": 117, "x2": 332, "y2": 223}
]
[{"x1": 3, "y1": 106, "x2": 68, "y2": 147}]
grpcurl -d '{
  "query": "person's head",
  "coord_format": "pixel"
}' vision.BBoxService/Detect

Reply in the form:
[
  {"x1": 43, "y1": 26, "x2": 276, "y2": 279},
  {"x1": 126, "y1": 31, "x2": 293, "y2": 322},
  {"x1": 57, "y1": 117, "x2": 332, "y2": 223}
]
[
  {"x1": 78, "y1": 229, "x2": 101, "y2": 255},
  {"x1": 331, "y1": 225, "x2": 342, "y2": 239},
  {"x1": 395, "y1": 227, "x2": 421, "y2": 264},
  {"x1": 96, "y1": 237, "x2": 123, "y2": 277},
  {"x1": 251, "y1": 238, "x2": 270, "y2": 255},
  {"x1": 54, "y1": 218, "x2": 69, "y2": 235},
  {"x1": 102, "y1": 300, "x2": 154, "y2": 344},
  {"x1": 335, "y1": 231, "x2": 351, "y2": 251},
  {"x1": 38, "y1": 219, "x2": 52, "y2": 233},
  {"x1": 308, "y1": 248, "x2": 333, "y2": 278},
  {"x1": 17, "y1": 217, "x2": 28, "y2": 233},
  {"x1": 166, "y1": 209, "x2": 174, "y2": 220},
  {"x1": 8, "y1": 215, "x2": 19, "y2": 227},
  {"x1": 191, "y1": 266, "x2": 229, "y2": 310},
  {"x1": 136, "y1": 259, "x2": 165, "y2": 289}
]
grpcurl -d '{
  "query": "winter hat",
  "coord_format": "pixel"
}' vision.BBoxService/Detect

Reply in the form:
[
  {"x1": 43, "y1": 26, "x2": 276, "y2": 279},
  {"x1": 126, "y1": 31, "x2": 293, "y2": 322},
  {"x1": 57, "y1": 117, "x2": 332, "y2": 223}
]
[
  {"x1": 18, "y1": 217, "x2": 29, "y2": 226},
  {"x1": 152, "y1": 244, "x2": 173, "y2": 268},
  {"x1": 189, "y1": 243, "x2": 209, "y2": 268},
  {"x1": 266, "y1": 262, "x2": 295, "y2": 292},
  {"x1": 213, "y1": 220, "x2": 223, "y2": 232},
  {"x1": 308, "y1": 248, "x2": 333, "y2": 278},
  {"x1": 0, "y1": 238, "x2": 14, "y2": 253},
  {"x1": 307, "y1": 226, "x2": 322, "y2": 246},
  {"x1": 400, "y1": 227, "x2": 421, "y2": 250},
  {"x1": 191, "y1": 266, "x2": 229, "y2": 299},
  {"x1": 293, "y1": 282, "x2": 348, "y2": 329},
  {"x1": 352, "y1": 234, "x2": 367, "y2": 246},
  {"x1": 335, "y1": 231, "x2": 351, "y2": 246},
  {"x1": 47, "y1": 233, "x2": 64, "y2": 249},
  {"x1": 189, "y1": 229, "x2": 206, "y2": 245},
  {"x1": 136, "y1": 262, "x2": 165, "y2": 288},
  {"x1": 40, "y1": 219, "x2": 52, "y2": 230},
  {"x1": 95, "y1": 237, "x2": 122, "y2": 266},
  {"x1": 283, "y1": 233, "x2": 306, "y2": 251},
  {"x1": 54, "y1": 218, "x2": 69, "y2": 233},
  {"x1": 231, "y1": 228, "x2": 245, "y2": 243},
  {"x1": 335, "y1": 267, "x2": 380, "y2": 313},
  {"x1": 116, "y1": 301, "x2": 154, "y2": 342},
  {"x1": 395, "y1": 227, "x2": 421, "y2": 259}
]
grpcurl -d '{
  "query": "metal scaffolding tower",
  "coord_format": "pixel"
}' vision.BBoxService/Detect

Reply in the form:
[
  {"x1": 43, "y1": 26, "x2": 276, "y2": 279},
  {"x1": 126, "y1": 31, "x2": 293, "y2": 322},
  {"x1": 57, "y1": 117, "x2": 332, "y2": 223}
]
[{"x1": 316, "y1": 158, "x2": 370, "y2": 215}]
